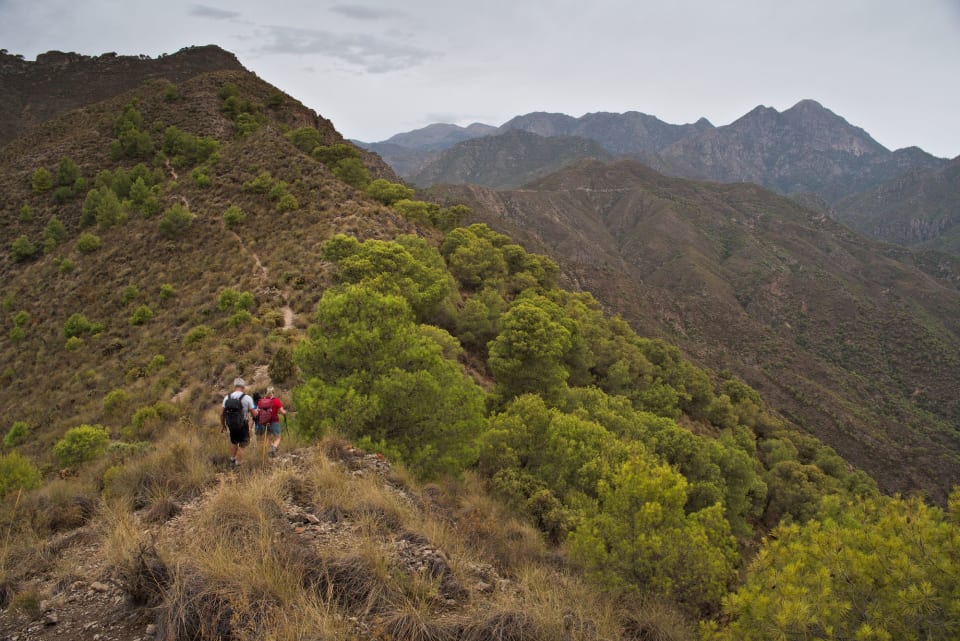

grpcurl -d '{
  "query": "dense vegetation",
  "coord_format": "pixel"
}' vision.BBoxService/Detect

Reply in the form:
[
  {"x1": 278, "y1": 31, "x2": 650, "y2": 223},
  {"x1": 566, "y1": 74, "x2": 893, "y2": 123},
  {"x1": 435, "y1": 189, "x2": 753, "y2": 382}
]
[{"x1": 1, "y1": 61, "x2": 957, "y2": 640}]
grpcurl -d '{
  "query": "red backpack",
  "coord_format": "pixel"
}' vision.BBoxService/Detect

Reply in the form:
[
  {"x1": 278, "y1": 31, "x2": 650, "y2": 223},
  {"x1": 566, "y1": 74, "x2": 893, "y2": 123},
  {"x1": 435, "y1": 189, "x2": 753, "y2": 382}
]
[{"x1": 257, "y1": 397, "x2": 275, "y2": 425}]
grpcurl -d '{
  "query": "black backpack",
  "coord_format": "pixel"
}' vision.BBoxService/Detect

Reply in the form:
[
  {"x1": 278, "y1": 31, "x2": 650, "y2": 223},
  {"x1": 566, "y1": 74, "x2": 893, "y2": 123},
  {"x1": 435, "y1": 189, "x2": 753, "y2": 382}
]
[{"x1": 223, "y1": 394, "x2": 247, "y2": 431}]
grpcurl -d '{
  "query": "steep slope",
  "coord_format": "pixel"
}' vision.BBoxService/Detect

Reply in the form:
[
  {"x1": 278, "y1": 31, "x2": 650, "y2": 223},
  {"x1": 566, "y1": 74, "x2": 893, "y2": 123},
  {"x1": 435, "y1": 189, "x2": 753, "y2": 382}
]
[
  {"x1": 0, "y1": 61, "x2": 409, "y2": 456},
  {"x1": 408, "y1": 129, "x2": 610, "y2": 188},
  {"x1": 431, "y1": 159, "x2": 960, "y2": 498},
  {"x1": 833, "y1": 156, "x2": 960, "y2": 251}
]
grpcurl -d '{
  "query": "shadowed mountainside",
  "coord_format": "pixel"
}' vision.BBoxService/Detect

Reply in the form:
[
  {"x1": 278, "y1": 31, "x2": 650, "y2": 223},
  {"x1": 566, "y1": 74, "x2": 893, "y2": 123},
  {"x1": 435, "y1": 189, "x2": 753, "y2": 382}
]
[
  {"x1": 833, "y1": 156, "x2": 960, "y2": 252},
  {"x1": 408, "y1": 129, "x2": 611, "y2": 189}
]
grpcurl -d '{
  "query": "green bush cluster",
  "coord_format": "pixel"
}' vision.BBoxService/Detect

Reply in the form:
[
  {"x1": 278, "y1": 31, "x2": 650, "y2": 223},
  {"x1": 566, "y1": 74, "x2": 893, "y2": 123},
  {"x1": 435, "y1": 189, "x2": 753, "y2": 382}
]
[
  {"x1": 53, "y1": 424, "x2": 110, "y2": 467},
  {"x1": 0, "y1": 452, "x2": 41, "y2": 496},
  {"x1": 219, "y1": 82, "x2": 264, "y2": 135},
  {"x1": 162, "y1": 126, "x2": 218, "y2": 167},
  {"x1": 223, "y1": 204, "x2": 246, "y2": 228},
  {"x1": 63, "y1": 313, "x2": 103, "y2": 339},
  {"x1": 10, "y1": 235, "x2": 37, "y2": 262},
  {"x1": 291, "y1": 225, "x2": 887, "y2": 614},
  {"x1": 110, "y1": 101, "x2": 154, "y2": 159},
  {"x1": 158, "y1": 203, "x2": 194, "y2": 239},
  {"x1": 4, "y1": 421, "x2": 30, "y2": 448},
  {"x1": 76, "y1": 232, "x2": 101, "y2": 253},
  {"x1": 311, "y1": 143, "x2": 370, "y2": 188}
]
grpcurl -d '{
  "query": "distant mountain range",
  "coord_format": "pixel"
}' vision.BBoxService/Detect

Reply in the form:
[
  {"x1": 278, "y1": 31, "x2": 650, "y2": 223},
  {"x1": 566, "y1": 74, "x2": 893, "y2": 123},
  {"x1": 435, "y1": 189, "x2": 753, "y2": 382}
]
[{"x1": 357, "y1": 101, "x2": 959, "y2": 250}]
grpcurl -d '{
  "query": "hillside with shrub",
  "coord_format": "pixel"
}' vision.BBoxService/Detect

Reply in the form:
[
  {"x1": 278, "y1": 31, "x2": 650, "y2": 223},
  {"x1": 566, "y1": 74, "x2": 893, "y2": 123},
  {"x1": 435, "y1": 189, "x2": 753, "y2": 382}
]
[
  {"x1": 1, "y1": 48, "x2": 959, "y2": 641},
  {"x1": 431, "y1": 160, "x2": 960, "y2": 500}
]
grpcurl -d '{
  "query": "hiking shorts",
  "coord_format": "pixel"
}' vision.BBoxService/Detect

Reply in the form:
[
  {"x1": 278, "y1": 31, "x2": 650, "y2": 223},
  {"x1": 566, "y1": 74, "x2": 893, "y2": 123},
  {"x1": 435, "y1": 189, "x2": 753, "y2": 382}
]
[
  {"x1": 228, "y1": 424, "x2": 250, "y2": 447},
  {"x1": 255, "y1": 421, "x2": 281, "y2": 436}
]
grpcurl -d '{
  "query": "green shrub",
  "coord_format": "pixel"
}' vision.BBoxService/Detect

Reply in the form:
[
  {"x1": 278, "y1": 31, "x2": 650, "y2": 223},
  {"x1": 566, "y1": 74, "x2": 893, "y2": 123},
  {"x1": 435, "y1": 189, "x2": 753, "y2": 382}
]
[
  {"x1": 31, "y1": 167, "x2": 53, "y2": 193},
  {"x1": 217, "y1": 288, "x2": 240, "y2": 311},
  {"x1": 9, "y1": 326, "x2": 25, "y2": 341},
  {"x1": 268, "y1": 181, "x2": 289, "y2": 200},
  {"x1": 162, "y1": 126, "x2": 218, "y2": 167},
  {"x1": 229, "y1": 310, "x2": 253, "y2": 327},
  {"x1": 235, "y1": 113, "x2": 260, "y2": 136},
  {"x1": 146, "y1": 354, "x2": 166, "y2": 374},
  {"x1": 312, "y1": 143, "x2": 361, "y2": 165},
  {"x1": 63, "y1": 313, "x2": 101, "y2": 338},
  {"x1": 19, "y1": 204, "x2": 34, "y2": 222},
  {"x1": 52, "y1": 185, "x2": 75, "y2": 203},
  {"x1": 236, "y1": 291, "x2": 255, "y2": 310},
  {"x1": 191, "y1": 166, "x2": 212, "y2": 187},
  {"x1": 219, "y1": 81, "x2": 240, "y2": 100},
  {"x1": 54, "y1": 424, "x2": 111, "y2": 467},
  {"x1": 158, "y1": 203, "x2": 194, "y2": 239},
  {"x1": 65, "y1": 336, "x2": 84, "y2": 350},
  {"x1": 159, "y1": 283, "x2": 176, "y2": 300},
  {"x1": 0, "y1": 452, "x2": 41, "y2": 496},
  {"x1": 59, "y1": 258, "x2": 75, "y2": 274},
  {"x1": 11, "y1": 235, "x2": 38, "y2": 262},
  {"x1": 76, "y1": 232, "x2": 102, "y2": 253},
  {"x1": 223, "y1": 205, "x2": 246, "y2": 229},
  {"x1": 331, "y1": 157, "x2": 370, "y2": 188},
  {"x1": 366, "y1": 179, "x2": 414, "y2": 205},
  {"x1": 126, "y1": 406, "x2": 161, "y2": 440},
  {"x1": 183, "y1": 325, "x2": 213, "y2": 345},
  {"x1": 128, "y1": 305, "x2": 154, "y2": 326},
  {"x1": 43, "y1": 216, "x2": 68, "y2": 252},
  {"x1": 121, "y1": 284, "x2": 140, "y2": 305},
  {"x1": 3, "y1": 421, "x2": 30, "y2": 448},
  {"x1": 242, "y1": 171, "x2": 274, "y2": 194},
  {"x1": 286, "y1": 127, "x2": 323, "y2": 153},
  {"x1": 56, "y1": 157, "x2": 81, "y2": 186},
  {"x1": 268, "y1": 346, "x2": 296, "y2": 383},
  {"x1": 276, "y1": 193, "x2": 299, "y2": 212},
  {"x1": 103, "y1": 389, "x2": 129, "y2": 418}
]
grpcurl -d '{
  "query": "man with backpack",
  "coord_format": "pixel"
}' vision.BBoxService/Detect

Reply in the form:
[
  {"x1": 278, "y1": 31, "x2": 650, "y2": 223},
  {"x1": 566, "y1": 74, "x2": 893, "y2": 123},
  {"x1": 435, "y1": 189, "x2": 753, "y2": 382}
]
[
  {"x1": 221, "y1": 377, "x2": 256, "y2": 469},
  {"x1": 256, "y1": 386, "x2": 287, "y2": 457}
]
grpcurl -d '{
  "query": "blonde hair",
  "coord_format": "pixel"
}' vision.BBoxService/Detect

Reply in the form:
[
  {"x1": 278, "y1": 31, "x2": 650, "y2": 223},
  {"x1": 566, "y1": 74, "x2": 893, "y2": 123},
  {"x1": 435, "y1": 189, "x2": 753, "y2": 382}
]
[{"x1": 266, "y1": 386, "x2": 275, "y2": 396}]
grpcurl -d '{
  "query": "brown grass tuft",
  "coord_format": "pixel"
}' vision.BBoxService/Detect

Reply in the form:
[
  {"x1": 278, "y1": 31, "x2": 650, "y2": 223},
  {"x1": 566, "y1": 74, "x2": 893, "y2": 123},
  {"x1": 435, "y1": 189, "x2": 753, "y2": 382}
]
[
  {"x1": 620, "y1": 599, "x2": 697, "y2": 641},
  {"x1": 119, "y1": 543, "x2": 171, "y2": 607},
  {"x1": 376, "y1": 604, "x2": 458, "y2": 641},
  {"x1": 461, "y1": 610, "x2": 544, "y2": 641}
]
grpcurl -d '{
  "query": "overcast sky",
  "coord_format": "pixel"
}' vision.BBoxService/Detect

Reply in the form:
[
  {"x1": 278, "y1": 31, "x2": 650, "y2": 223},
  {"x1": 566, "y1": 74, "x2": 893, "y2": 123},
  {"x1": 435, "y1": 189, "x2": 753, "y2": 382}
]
[{"x1": 2, "y1": 0, "x2": 959, "y2": 157}]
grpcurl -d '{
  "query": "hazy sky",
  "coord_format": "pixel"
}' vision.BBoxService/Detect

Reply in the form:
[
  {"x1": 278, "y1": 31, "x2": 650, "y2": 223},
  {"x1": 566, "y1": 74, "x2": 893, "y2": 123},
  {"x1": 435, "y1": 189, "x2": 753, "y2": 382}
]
[{"x1": 2, "y1": 0, "x2": 959, "y2": 157}]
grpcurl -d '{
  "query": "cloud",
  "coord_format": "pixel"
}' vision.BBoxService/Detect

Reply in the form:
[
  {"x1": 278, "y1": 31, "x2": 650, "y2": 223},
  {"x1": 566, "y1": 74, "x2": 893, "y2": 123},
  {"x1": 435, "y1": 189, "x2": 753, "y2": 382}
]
[
  {"x1": 189, "y1": 4, "x2": 241, "y2": 20},
  {"x1": 258, "y1": 25, "x2": 435, "y2": 73},
  {"x1": 329, "y1": 4, "x2": 405, "y2": 20}
]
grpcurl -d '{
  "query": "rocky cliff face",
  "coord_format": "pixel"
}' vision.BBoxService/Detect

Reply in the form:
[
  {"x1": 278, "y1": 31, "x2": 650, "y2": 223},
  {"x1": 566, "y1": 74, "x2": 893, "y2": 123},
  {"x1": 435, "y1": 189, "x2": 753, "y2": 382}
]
[
  {"x1": 0, "y1": 45, "x2": 245, "y2": 146},
  {"x1": 653, "y1": 100, "x2": 947, "y2": 202}
]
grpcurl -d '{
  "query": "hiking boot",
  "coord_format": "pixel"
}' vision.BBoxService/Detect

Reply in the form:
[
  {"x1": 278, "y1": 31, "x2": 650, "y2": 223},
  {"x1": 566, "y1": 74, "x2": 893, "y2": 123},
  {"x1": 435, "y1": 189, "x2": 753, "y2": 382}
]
[{"x1": 269, "y1": 446, "x2": 278, "y2": 458}]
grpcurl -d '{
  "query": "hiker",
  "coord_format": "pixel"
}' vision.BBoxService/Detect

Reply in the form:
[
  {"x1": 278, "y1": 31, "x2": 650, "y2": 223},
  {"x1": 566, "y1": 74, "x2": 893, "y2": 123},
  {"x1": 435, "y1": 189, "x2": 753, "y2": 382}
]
[
  {"x1": 220, "y1": 377, "x2": 256, "y2": 469},
  {"x1": 256, "y1": 386, "x2": 287, "y2": 457}
]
